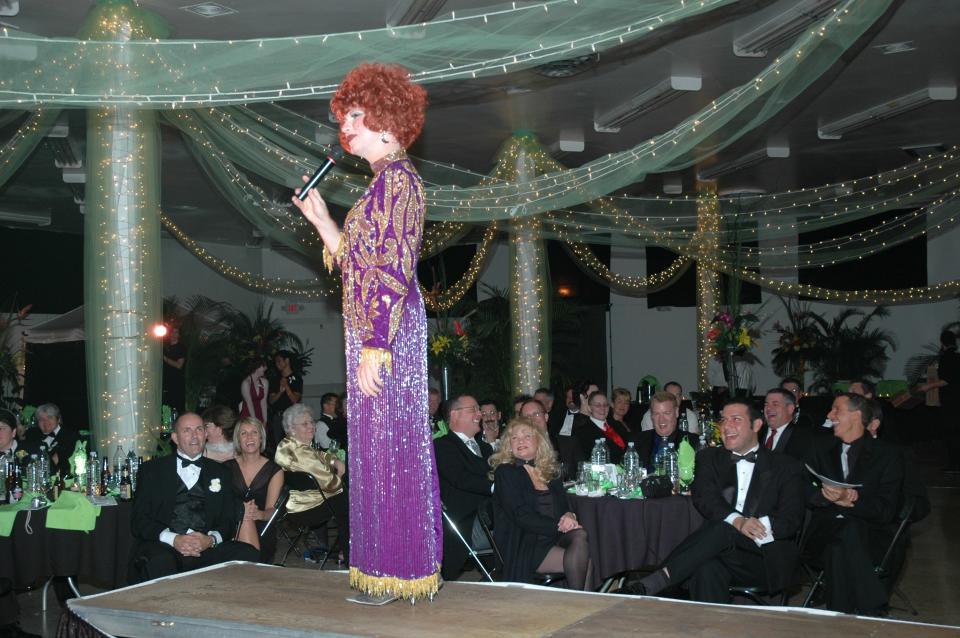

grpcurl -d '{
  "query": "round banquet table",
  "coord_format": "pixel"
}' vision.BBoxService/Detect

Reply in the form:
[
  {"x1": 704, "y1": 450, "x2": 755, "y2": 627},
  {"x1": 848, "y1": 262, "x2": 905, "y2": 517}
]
[
  {"x1": 0, "y1": 500, "x2": 133, "y2": 591},
  {"x1": 568, "y1": 493, "x2": 704, "y2": 591}
]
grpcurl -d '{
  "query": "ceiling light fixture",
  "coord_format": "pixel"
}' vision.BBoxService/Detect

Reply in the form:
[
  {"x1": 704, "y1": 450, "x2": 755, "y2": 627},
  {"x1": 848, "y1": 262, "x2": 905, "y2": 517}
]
[
  {"x1": 594, "y1": 75, "x2": 701, "y2": 133},
  {"x1": 181, "y1": 3, "x2": 237, "y2": 18},
  {"x1": 818, "y1": 86, "x2": 957, "y2": 140},
  {"x1": 386, "y1": 0, "x2": 446, "y2": 27},
  {"x1": 697, "y1": 145, "x2": 790, "y2": 181},
  {"x1": 733, "y1": 0, "x2": 840, "y2": 58}
]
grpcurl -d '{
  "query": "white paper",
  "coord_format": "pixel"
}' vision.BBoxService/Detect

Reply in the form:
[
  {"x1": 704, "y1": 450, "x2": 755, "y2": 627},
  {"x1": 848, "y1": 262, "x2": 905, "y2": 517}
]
[{"x1": 805, "y1": 464, "x2": 863, "y2": 489}]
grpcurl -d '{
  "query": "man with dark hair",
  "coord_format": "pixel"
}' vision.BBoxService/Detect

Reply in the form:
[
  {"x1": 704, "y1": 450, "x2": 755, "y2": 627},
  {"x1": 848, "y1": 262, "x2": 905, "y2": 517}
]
[
  {"x1": 629, "y1": 399, "x2": 806, "y2": 602},
  {"x1": 512, "y1": 394, "x2": 533, "y2": 417},
  {"x1": 433, "y1": 395, "x2": 493, "y2": 580},
  {"x1": 519, "y1": 399, "x2": 549, "y2": 433},
  {"x1": 129, "y1": 413, "x2": 259, "y2": 583},
  {"x1": 478, "y1": 399, "x2": 503, "y2": 448},
  {"x1": 779, "y1": 377, "x2": 814, "y2": 429},
  {"x1": 317, "y1": 392, "x2": 347, "y2": 451},
  {"x1": 918, "y1": 330, "x2": 960, "y2": 472},
  {"x1": 801, "y1": 392, "x2": 905, "y2": 615},
  {"x1": 759, "y1": 388, "x2": 815, "y2": 462},
  {"x1": 848, "y1": 378, "x2": 898, "y2": 443},
  {"x1": 533, "y1": 388, "x2": 554, "y2": 415}
]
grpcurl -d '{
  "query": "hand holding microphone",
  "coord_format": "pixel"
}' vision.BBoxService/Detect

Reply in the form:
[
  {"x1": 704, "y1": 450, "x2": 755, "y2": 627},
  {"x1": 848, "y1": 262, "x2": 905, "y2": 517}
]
[
  {"x1": 296, "y1": 147, "x2": 345, "y2": 201},
  {"x1": 292, "y1": 147, "x2": 345, "y2": 231}
]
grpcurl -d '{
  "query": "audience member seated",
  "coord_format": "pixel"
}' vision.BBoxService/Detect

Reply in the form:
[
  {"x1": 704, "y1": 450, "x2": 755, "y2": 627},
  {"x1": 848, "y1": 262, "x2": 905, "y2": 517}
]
[
  {"x1": 759, "y1": 388, "x2": 815, "y2": 462},
  {"x1": 239, "y1": 358, "x2": 269, "y2": 424},
  {"x1": 629, "y1": 399, "x2": 805, "y2": 603},
  {"x1": 512, "y1": 394, "x2": 533, "y2": 417},
  {"x1": 533, "y1": 388, "x2": 555, "y2": 418},
  {"x1": 849, "y1": 378, "x2": 898, "y2": 441},
  {"x1": 572, "y1": 391, "x2": 630, "y2": 464},
  {"x1": 224, "y1": 417, "x2": 283, "y2": 563},
  {"x1": 129, "y1": 413, "x2": 259, "y2": 583},
  {"x1": 433, "y1": 395, "x2": 493, "y2": 580},
  {"x1": 640, "y1": 382, "x2": 699, "y2": 433},
  {"x1": 801, "y1": 393, "x2": 905, "y2": 616},
  {"x1": 202, "y1": 404, "x2": 238, "y2": 463},
  {"x1": 780, "y1": 377, "x2": 815, "y2": 429},
  {"x1": 0, "y1": 409, "x2": 21, "y2": 458},
  {"x1": 608, "y1": 388, "x2": 638, "y2": 439},
  {"x1": 479, "y1": 399, "x2": 503, "y2": 450},
  {"x1": 316, "y1": 392, "x2": 347, "y2": 451},
  {"x1": 492, "y1": 418, "x2": 592, "y2": 591},
  {"x1": 519, "y1": 399, "x2": 549, "y2": 433},
  {"x1": 23, "y1": 403, "x2": 79, "y2": 477},
  {"x1": 634, "y1": 392, "x2": 698, "y2": 474},
  {"x1": 273, "y1": 404, "x2": 350, "y2": 564},
  {"x1": 429, "y1": 387, "x2": 446, "y2": 437}
]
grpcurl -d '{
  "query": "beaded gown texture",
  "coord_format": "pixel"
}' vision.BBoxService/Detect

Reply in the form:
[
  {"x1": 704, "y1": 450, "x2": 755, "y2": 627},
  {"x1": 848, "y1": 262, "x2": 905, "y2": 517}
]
[{"x1": 326, "y1": 151, "x2": 442, "y2": 599}]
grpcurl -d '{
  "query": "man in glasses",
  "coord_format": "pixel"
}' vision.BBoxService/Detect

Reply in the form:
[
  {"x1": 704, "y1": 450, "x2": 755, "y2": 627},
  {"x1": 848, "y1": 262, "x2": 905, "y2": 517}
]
[
  {"x1": 478, "y1": 399, "x2": 503, "y2": 449},
  {"x1": 434, "y1": 395, "x2": 494, "y2": 580}
]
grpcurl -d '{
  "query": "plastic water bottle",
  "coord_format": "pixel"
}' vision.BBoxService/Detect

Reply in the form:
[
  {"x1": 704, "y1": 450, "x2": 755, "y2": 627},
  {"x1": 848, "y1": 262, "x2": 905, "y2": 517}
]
[
  {"x1": 623, "y1": 442, "x2": 641, "y2": 489},
  {"x1": 653, "y1": 436, "x2": 669, "y2": 475},
  {"x1": 665, "y1": 443, "x2": 680, "y2": 492},
  {"x1": 679, "y1": 410, "x2": 689, "y2": 433},
  {"x1": 590, "y1": 438, "x2": 609, "y2": 465}
]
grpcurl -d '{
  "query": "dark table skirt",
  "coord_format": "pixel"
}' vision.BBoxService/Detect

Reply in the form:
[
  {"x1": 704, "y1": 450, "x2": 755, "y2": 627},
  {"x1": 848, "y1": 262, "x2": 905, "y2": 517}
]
[
  {"x1": 0, "y1": 501, "x2": 133, "y2": 590},
  {"x1": 569, "y1": 494, "x2": 703, "y2": 590}
]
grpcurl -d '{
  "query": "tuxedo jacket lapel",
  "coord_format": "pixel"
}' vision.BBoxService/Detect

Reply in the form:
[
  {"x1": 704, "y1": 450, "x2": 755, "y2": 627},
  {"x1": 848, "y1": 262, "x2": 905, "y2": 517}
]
[
  {"x1": 775, "y1": 425, "x2": 793, "y2": 453},
  {"x1": 743, "y1": 450, "x2": 772, "y2": 518}
]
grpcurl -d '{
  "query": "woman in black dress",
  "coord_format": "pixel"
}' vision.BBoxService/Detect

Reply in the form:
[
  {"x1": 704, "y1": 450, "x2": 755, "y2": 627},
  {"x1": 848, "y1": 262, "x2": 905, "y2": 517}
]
[
  {"x1": 491, "y1": 417, "x2": 591, "y2": 590},
  {"x1": 223, "y1": 416, "x2": 283, "y2": 562}
]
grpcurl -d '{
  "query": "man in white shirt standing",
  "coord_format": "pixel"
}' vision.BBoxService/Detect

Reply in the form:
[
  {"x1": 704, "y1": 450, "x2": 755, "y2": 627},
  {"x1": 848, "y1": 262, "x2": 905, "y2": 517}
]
[{"x1": 629, "y1": 399, "x2": 806, "y2": 602}]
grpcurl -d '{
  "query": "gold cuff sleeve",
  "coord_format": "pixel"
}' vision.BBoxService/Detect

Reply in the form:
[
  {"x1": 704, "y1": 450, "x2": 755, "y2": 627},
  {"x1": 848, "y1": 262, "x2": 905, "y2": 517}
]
[{"x1": 360, "y1": 347, "x2": 393, "y2": 376}]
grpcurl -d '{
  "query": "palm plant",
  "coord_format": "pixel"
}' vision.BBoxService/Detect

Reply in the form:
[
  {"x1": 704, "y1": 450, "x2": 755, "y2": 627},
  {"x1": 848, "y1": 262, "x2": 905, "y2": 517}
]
[
  {"x1": 0, "y1": 298, "x2": 31, "y2": 410},
  {"x1": 806, "y1": 306, "x2": 897, "y2": 393},
  {"x1": 770, "y1": 296, "x2": 820, "y2": 381}
]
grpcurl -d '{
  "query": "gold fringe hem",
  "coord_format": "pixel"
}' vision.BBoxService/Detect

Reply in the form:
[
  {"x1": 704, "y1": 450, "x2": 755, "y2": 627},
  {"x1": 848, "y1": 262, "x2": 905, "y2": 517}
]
[{"x1": 350, "y1": 567, "x2": 440, "y2": 601}]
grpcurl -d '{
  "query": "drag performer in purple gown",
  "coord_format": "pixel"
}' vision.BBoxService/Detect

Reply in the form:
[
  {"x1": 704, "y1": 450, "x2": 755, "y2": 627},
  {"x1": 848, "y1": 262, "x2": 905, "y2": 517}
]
[{"x1": 292, "y1": 63, "x2": 441, "y2": 602}]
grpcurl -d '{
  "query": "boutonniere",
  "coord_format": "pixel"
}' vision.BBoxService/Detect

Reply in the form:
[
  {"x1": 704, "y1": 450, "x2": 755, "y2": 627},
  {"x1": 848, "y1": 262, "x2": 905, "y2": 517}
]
[
  {"x1": 208, "y1": 478, "x2": 221, "y2": 493},
  {"x1": 16, "y1": 449, "x2": 27, "y2": 460}
]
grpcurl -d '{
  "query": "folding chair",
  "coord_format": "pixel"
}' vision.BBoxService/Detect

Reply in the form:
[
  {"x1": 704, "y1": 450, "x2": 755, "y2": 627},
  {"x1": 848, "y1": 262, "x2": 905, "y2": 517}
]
[
  {"x1": 802, "y1": 496, "x2": 918, "y2": 614},
  {"x1": 276, "y1": 471, "x2": 342, "y2": 568},
  {"x1": 441, "y1": 501, "x2": 499, "y2": 582}
]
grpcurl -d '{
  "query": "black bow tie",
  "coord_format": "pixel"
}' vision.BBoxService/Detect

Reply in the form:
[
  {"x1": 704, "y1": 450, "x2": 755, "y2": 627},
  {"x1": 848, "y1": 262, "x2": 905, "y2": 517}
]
[
  {"x1": 179, "y1": 456, "x2": 202, "y2": 469},
  {"x1": 514, "y1": 459, "x2": 536, "y2": 467},
  {"x1": 730, "y1": 450, "x2": 758, "y2": 464}
]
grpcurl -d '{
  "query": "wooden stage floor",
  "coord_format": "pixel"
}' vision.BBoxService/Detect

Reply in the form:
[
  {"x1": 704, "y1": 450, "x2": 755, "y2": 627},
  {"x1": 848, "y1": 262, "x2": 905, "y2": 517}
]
[{"x1": 69, "y1": 563, "x2": 960, "y2": 638}]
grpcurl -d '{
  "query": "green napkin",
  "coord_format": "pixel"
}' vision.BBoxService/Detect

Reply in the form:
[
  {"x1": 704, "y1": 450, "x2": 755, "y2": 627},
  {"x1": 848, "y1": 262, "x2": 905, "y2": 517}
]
[
  {"x1": 0, "y1": 492, "x2": 43, "y2": 537},
  {"x1": 431, "y1": 419, "x2": 449, "y2": 440},
  {"x1": 46, "y1": 491, "x2": 101, "y2": 532},
  {"x1": 678, "y1": 438, "x2": 696, "y2": 485}
]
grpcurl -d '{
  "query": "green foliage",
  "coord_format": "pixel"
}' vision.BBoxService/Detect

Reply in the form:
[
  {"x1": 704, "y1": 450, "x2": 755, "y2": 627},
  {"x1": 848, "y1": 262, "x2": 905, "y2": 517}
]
[{"x1": 806, "y1": 306, "x2": 897, "y2": 393}]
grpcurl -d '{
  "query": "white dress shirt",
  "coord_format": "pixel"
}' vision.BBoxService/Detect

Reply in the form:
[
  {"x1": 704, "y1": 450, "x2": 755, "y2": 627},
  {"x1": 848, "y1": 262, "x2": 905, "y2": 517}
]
[
  {"x1": 558, "y1": 409, "x2": 578, "y2": 437},
  {"x1": 159, "y1": 453, "x2": 222, "y2": 547},
  {"x1": 765, "y1": 423, "x2": 789, "y2": 450},
  {"x1": 723, "y1": 445, "x2": 773, "y2": 546}
]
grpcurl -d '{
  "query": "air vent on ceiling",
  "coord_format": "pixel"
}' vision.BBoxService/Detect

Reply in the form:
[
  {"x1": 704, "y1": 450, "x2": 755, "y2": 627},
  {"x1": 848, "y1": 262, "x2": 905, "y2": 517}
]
[{"x1": 181, "y1": 3, "x2": 237, "y2": 18}]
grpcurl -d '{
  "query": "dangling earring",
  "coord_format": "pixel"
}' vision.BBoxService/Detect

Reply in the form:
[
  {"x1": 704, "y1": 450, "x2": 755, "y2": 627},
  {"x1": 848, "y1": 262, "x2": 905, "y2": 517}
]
[{"x1": 381, "y1": 133, "x2": 390, "y2": 144}]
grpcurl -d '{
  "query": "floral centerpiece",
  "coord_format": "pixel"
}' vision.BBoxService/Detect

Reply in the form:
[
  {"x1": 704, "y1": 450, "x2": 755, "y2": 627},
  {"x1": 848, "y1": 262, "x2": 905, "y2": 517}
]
[
  {"x1": 706, "y1": 308, "x2": 760, "y2": 396},
  {"x1": 428, "y1": 319, "x2": 471, "y2": 399},
  {"x1": 770, "y1": 297, "x2": 819, "y2": 381}
]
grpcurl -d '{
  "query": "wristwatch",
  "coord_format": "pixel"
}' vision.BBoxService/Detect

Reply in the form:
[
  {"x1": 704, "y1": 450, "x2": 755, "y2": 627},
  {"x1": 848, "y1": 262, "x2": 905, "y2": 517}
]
[{"x1": 208, "y1": 534, "x2": 218, "y2": 548}]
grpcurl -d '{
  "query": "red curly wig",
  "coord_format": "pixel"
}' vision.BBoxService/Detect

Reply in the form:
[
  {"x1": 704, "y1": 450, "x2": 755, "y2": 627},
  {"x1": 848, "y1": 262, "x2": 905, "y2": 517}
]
[{"x1": 331, "y1": 63, "x2": 428, "y2": 149}]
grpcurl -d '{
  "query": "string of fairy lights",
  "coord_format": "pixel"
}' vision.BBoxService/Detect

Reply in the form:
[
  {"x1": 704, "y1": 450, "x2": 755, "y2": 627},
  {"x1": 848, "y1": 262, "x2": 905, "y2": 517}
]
[
  {"x1": 694, "y1": 187, "x2": 721, "y2": 393},
  {"x1": 0, "y1": 0, "x2": 741, "y2": 107}
]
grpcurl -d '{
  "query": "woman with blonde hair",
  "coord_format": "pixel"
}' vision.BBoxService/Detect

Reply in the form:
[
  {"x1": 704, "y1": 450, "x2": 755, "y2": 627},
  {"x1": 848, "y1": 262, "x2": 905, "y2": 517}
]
[{"x1": 490, "y1": 417, "x2": 591, "y2": 590}]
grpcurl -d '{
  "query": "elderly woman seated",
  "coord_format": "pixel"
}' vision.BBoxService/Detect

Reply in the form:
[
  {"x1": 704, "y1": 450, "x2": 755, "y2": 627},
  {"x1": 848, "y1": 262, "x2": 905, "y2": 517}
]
[
  {"x1": 273, "y1": 403, "x2": 350, "y2": 563},
  {"x1": 491, "y1": 417, "x2": 592, "y2": 590}
]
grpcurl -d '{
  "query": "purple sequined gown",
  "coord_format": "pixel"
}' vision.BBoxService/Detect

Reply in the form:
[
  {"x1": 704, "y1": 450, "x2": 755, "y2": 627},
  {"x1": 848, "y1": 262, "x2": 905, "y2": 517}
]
[{"x1": 329, "y1": 151, "x2": 442, "y2": 599}]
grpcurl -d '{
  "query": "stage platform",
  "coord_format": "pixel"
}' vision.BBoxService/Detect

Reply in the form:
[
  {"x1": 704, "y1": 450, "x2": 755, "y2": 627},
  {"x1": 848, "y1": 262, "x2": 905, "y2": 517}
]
[{"x1": 68, "y1": 562, "x2": 960, "y2": 637}]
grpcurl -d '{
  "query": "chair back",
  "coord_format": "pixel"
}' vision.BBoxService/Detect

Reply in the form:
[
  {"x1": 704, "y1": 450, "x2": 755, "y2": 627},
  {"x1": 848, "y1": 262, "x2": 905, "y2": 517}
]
[
  {"x1": 259, "y1": 486, "x2": 289, "y2": 538},
  {"x1": 876, "y1": 495, "x2": 917, "y2": 576},
  {"x1": 285, "y1": 470, "x2": 321, "y2": 492}
]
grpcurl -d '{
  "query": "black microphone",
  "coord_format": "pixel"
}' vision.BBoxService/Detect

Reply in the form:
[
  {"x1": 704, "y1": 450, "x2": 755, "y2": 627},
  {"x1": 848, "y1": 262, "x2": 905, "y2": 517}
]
[{"x1": 296, "y1": 147, "x2": 346, "y2": 201}]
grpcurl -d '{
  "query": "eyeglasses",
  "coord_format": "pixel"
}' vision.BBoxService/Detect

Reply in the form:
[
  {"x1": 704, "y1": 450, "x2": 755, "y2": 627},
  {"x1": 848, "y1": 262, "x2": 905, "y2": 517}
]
[
  {"x1": 452, "y1": 406, "x2": 480, "y2": 413},
  {"x1": 480, "y1": 411, "x2": 498, "y2": 418}
]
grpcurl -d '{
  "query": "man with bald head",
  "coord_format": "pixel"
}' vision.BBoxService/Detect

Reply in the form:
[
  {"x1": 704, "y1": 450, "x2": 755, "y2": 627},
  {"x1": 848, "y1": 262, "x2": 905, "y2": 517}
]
[{"x1": 129, "y1": 413, "x2": 259, "y2": 583}]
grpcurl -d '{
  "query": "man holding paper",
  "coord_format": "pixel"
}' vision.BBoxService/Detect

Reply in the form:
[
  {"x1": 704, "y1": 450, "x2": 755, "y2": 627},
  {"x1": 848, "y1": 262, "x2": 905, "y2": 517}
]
[
  {"x1": 801, "y1": 392, "x2": 904, "y2": 615},
  {"x1": 628, "y1": 399, "x2": 806, "y2": 602}
]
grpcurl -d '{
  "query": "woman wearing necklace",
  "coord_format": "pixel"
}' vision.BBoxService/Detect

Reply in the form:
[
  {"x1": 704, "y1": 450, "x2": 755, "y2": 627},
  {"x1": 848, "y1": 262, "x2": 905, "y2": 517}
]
[
  {"x1": 202, "y1": 404, "x2": 238, "y2": 463},
  {"x1": 292, "y1": 63, "x2": 440, "y2": 603},
  {"x1": 490, "y1": 418, "x2": 592, "y2": 590}
]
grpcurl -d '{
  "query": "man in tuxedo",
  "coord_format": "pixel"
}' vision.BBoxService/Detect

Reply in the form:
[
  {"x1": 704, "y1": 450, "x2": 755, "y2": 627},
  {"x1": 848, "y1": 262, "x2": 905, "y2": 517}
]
[
  {"x1": 849, "y1": 378, "x2": 899, "y2": 441},
  {"x1": 779, "y1": 377, "x2": 815, "y2": 430},
  {"x1": 759, "y1": 388, "x2": 815, "y2": 462},
  {"x1": 640, "y1": 382, "x2": 700, "y2": 434},
  {"x1": 433, "y1": 395, "x2": 494, "y2": 580},
  {"x1": 129, "y1": 413, "x2": 258, "y2": 583},
  {"x1": 634, "y1": 392, "x2": 697, "y2": 473},
  {"x1": 572, "y1": 391, "x2": 630, "y2": 464},
  {"x1": 801, "y1": 392, "x2": 904, "y2": 615},
  {"x1": 478, "y1": 399, "x2": 503, "y2": 450},
  {"x1": 315, "y1": 392, "x2": 347, "y2": 451},
  {"x1": 23, "y1": 403, "x2": 79, "y2": 477},
  {"x1": 631, "y1": 399, "x2": 806, "y2": 602}
]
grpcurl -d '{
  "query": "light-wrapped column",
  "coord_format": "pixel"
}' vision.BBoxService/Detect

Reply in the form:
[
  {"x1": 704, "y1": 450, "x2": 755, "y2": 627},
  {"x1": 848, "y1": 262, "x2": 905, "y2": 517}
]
[
  {"x1": 83, "y1": 1, "x2": 165, "y2": 455},
  {"x1": 509, "y1": 137, "x2": 551, "y2": 395},
  {"x1": 695, "y1": 182, "x2": 720, "y2": 392}
]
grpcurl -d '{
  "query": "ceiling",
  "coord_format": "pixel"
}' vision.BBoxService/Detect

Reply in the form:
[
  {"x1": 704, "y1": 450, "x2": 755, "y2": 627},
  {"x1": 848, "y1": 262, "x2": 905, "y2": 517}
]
[{"x1": 1, "y1": 0, "x2": 958, "y2": 247}]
